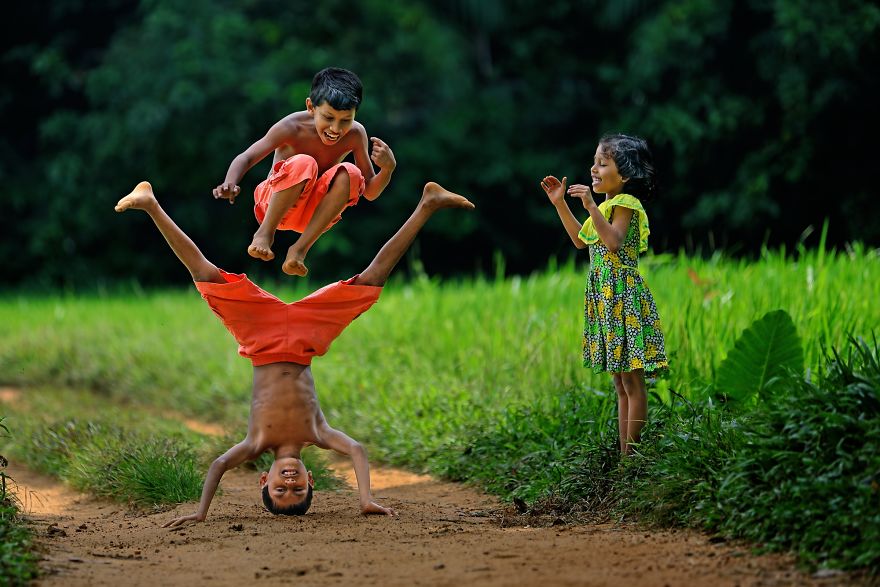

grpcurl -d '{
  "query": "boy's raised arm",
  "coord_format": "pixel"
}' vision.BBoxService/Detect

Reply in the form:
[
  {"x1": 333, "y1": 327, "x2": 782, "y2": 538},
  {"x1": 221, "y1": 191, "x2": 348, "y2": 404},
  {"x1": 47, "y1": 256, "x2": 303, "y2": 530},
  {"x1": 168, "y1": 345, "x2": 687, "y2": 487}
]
[
  {"x1": 162, "y1": 440, "x2": 254, "y2": 528},
  {"x1": 213, "y1": 123, "x2": 289, "y2": 204},
  {"x1": 353, "y1": 129, "x2": 396, "y2": 201},
  {"x1": 317, "y1": 426, "x2": 396, "y2": 516}
]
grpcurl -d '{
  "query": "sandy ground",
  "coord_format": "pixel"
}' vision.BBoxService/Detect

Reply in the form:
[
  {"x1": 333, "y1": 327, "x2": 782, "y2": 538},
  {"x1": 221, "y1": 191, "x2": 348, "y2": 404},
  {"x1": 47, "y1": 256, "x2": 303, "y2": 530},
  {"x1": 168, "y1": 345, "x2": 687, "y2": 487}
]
[{"x1": 6, "y1": 459, "x2": 855, "y2": 587}]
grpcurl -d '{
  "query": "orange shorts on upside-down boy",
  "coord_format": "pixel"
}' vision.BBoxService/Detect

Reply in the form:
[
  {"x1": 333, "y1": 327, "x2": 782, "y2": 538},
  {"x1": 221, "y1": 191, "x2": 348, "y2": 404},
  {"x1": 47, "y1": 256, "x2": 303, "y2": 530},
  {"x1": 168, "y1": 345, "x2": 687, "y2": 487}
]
[
  {"x1": 253, "y1": 154, "x2": 365, "y2": 234},
  {"x1": 195, "y1": 270, "x2": 381, "y2": 366}
]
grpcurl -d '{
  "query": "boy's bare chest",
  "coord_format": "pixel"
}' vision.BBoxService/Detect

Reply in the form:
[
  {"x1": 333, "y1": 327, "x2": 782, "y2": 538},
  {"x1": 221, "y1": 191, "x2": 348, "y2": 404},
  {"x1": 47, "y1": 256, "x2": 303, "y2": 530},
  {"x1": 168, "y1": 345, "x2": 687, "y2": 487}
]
[{"x1": 250, "y1": 395, "x2": 320, "y2": 445}]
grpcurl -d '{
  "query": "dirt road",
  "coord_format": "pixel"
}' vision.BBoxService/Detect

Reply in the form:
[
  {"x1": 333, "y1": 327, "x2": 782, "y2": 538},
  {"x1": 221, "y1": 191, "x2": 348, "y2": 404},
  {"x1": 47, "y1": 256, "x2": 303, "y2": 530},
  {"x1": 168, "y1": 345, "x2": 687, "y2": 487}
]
[{"x1": 7, "y1": 460, "x2": 840, "y2": 587}]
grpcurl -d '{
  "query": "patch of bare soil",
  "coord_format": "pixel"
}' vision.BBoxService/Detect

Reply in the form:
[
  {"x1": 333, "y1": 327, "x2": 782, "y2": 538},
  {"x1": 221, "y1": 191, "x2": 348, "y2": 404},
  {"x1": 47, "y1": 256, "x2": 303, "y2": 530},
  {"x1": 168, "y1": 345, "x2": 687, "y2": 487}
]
[{"x1": 7, "y1": 461, "x2": 852, "y2": 587}]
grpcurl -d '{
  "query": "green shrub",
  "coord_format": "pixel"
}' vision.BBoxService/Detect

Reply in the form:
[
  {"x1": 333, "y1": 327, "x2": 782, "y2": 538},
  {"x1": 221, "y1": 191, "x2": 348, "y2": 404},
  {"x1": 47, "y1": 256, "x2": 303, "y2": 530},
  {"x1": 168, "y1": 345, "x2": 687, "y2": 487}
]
[
  {"x1": 1, "y1": 417, "x2": 40, "y2": 586},
  {"x1": 708, "y1": 338, "x2": 880, "y2": 569}
]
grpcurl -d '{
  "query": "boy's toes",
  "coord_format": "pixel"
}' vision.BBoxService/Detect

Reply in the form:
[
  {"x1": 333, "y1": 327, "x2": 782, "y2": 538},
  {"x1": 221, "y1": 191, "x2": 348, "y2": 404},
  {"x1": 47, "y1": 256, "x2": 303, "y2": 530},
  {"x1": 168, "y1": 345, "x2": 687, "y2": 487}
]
[
  {"x1": 247, "y1": 244, "x2": 275, "y2": 261},
  {"x1": 282, "y1": 259, "x2": 308, "y2": 277}
]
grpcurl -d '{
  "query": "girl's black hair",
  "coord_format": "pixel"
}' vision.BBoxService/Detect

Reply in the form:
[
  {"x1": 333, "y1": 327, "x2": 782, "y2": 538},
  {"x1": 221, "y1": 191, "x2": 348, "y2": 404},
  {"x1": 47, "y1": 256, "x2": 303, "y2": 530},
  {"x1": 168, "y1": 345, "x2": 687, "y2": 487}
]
[
  {"x1": 598, "y1": 133, "x2": 659, "y2": 202},
  {"x1": 310, "y1": 67, "x2": 363, "y2": 111}
]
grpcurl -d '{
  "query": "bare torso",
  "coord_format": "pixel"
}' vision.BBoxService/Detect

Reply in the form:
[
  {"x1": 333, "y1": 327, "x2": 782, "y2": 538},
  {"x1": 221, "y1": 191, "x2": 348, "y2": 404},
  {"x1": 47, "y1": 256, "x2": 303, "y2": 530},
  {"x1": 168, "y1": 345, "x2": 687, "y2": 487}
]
[
  {"x1": 247, "y1": 362, "x2": 327, "y2": 456},
  {"x1": 270, "y1": 111, "x2": 365, "y2": 175}
]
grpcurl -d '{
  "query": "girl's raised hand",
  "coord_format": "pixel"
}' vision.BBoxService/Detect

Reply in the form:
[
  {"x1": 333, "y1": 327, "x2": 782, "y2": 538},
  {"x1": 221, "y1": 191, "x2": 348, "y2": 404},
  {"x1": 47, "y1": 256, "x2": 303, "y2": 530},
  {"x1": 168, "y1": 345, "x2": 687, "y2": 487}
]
[
  {"x1": 541, "y1": 175, "x2": 567, "y2": 205},
  {"x1": 567, "y1": 183, "x2": 595, "y2": 209}
]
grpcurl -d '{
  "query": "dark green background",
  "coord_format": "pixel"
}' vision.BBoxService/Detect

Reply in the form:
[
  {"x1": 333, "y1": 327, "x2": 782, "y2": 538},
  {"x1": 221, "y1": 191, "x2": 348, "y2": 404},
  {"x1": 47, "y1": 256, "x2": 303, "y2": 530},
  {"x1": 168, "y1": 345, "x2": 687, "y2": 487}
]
[{"x1": 4, "y1": 0, "x2": 878, "y2": 286}]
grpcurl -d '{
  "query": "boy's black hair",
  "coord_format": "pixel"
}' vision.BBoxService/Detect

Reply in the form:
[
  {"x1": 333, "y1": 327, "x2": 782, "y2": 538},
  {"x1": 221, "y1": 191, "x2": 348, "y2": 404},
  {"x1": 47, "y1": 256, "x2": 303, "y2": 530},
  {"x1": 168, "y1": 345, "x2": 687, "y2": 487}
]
[
  {"x1": 261, "y1": 483, "x2": 313, "y2": 516},
  {"x1": 598, "y1": 133, "x2": 659, "y2": 202},
  {"x1": 310, "y1": 67, "x2": 363, "y2": 111}
]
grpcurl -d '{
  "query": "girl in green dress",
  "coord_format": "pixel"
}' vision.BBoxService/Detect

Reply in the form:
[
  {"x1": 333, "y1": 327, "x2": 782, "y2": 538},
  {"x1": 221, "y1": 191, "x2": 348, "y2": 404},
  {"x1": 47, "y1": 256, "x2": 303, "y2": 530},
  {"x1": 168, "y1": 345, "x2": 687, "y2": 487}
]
[{"x1": 541, "y1": 134, "x2": 668, "y2": 454}]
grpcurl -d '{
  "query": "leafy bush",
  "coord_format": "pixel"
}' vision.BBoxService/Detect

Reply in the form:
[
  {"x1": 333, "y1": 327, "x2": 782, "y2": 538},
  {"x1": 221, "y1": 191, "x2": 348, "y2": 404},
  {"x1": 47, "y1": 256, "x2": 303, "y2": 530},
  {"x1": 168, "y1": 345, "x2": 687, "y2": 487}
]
[{"x1": 708, "y1": 338, "x2": 880, "y2": 569}]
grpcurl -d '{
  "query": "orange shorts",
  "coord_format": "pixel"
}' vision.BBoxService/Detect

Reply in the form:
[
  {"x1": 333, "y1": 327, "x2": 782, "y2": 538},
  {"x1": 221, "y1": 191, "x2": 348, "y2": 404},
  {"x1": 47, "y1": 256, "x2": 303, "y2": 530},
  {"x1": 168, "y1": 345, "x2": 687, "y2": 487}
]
[
  {"x1": 254, "y1": 154, "x2": 365, "y2": 233},
  {"x1": 195, "y1": 270, "x2": 381, "y2": 366}
]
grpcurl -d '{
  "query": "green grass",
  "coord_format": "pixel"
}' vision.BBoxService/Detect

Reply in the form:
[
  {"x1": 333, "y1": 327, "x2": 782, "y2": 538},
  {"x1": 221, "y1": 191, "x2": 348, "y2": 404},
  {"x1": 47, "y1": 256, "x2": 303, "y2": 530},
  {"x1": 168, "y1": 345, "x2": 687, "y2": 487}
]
[
  {"x1": 0, "y1": 245, "x2": 878, "y2": 570},
  {"x1": 0, "y1": 501, "x2": 39, "y2": 587},
  {"x1": 1, "y1": 418, "x2": 40, "y2": 586},
  {"x1": 0, "y1": 389, "x2": 344, "y2": 507}
]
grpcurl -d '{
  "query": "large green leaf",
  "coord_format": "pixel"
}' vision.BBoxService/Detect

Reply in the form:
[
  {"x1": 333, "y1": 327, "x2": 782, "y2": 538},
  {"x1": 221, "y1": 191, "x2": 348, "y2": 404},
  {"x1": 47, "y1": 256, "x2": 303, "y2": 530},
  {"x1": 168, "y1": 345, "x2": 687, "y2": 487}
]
[{"x1": 715, "y1": 309, "x2": 804, "y2": 402}]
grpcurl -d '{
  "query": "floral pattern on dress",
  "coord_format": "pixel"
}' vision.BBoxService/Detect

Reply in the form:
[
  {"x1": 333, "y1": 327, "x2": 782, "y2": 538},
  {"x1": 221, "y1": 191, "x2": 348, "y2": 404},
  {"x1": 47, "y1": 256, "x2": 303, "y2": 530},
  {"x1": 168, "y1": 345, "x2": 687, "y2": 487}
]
[{"x1": 583, "y1": 208, "x2": 668, "y2": 374}]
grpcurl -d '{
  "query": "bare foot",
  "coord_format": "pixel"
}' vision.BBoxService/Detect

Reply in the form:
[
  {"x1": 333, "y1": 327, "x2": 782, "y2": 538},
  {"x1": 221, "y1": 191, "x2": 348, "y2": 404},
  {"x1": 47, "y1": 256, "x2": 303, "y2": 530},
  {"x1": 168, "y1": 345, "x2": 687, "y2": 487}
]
[
  {"x1": 115, "y1": 181, "x2": 158, "y2": 213},
  {"x1": 420, "y1": 182, "x2": 476, "y2": 211},
  {"x1": 248, "y1": 231, "x2": 275, "y2": 262},
  {"x1": 282, "y1": 246, "x2": 308, "y2": 277}
]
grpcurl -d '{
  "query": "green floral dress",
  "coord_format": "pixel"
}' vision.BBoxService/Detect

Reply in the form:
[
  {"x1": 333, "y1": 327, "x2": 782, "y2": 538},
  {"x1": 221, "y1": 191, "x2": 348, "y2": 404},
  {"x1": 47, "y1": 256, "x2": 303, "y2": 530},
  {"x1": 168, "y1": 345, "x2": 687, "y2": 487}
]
[{"x1": 580, "y1": 196, "x2": 668, "y2": 374}]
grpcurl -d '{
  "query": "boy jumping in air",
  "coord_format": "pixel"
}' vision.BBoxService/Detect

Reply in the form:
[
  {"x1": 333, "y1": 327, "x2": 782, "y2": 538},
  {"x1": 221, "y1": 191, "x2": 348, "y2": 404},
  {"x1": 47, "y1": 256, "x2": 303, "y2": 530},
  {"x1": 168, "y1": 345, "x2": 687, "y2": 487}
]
[
  {"x1": 213, "y1": 67, "x2": 396, "y2": 277},
  {"x1": 114, "y1": 180, "x2": 474, "y2": 524}
]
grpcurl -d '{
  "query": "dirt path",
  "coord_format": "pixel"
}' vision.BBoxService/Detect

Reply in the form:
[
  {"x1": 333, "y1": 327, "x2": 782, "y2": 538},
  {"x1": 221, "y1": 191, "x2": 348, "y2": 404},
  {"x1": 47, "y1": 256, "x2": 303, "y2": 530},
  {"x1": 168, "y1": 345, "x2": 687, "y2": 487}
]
[{"x1": 7, "y1": 461, "x2": 844, "y2": 587}]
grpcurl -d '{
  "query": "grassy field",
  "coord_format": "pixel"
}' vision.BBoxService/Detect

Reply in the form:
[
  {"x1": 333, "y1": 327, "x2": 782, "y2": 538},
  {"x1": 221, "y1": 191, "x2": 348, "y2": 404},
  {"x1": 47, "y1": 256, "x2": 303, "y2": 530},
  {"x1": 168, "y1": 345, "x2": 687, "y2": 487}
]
[{"x1": 1, "y1": 245, "x2": 879, "y2": 571}]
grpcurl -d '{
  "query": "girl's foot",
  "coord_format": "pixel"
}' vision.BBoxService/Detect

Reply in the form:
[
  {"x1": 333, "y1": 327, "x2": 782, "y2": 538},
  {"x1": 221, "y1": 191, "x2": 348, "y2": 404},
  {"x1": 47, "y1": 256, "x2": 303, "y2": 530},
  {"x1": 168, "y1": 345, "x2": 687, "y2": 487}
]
[
  {"x1": 282, "y1": 246, "x2": 308, "y2": 276},
  {"x1": 248, "y1": 231, "x2": 275, "y2": 261},
  {"x1": 420, "y1": 182, "x2": 475, "y2": 212},
  {"x1": 115, "y1": 181, "x2": 158, "y2": 213}
]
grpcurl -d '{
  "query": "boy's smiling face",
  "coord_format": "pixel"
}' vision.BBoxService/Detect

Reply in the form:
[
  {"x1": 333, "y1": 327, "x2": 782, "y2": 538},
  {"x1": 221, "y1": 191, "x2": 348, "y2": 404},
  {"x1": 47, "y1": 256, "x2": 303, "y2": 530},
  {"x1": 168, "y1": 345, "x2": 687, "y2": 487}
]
[
  {"x1": 260, "y1": 457, "x2": 314, "y2": 508},
  {"x1": 306, "y1": 98, "x2": 356, "y2": 145}
]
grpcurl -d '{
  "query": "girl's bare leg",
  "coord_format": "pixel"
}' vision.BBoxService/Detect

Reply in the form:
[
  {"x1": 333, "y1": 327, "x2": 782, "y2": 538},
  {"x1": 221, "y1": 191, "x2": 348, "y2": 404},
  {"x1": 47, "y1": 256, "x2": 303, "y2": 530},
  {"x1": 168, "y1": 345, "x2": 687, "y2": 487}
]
[
  {"x1": 354, "y1": 182, "x2": 474, "y2": 287},
  {"x1": 115, "y1": 182, "x2": 224, "y2": 284},
  {"x1": 612, "y1": 373, "x2": 628, "y2": 453},
  {"x1": 282, "y1": 169, "x2": 350, "y2": 277},
  {"x1": 249, "y1": 180, "x2": 308, "y2": 262},
  {"x1": 619, "y1": 369, "x2": 648, "y2": 455}
]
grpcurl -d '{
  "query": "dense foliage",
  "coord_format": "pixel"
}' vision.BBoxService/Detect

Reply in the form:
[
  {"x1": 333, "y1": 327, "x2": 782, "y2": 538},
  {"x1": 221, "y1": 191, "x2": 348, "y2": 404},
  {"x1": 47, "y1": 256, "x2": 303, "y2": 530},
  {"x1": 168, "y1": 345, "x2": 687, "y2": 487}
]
[{"x1": 3, "y1": 0, "x2": 878, "y2": 286}]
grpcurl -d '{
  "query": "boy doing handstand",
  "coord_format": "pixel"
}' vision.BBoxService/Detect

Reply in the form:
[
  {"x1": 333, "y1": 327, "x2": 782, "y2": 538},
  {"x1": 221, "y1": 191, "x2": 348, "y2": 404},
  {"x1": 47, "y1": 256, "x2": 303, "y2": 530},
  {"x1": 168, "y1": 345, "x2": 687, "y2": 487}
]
[
  {"x1": 213, "y1": 67, "x2": 396, "y2": 277},
  {"x1": 114, "y1": 180, "x2": 474, "y2": 524}
]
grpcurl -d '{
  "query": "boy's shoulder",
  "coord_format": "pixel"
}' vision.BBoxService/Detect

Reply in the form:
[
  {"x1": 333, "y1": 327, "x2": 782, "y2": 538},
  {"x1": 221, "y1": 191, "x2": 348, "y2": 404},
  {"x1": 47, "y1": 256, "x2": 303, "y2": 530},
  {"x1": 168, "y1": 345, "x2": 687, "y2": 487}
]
[{"x1": 272, "y1": 112, "x2": 367, "y2": 143}]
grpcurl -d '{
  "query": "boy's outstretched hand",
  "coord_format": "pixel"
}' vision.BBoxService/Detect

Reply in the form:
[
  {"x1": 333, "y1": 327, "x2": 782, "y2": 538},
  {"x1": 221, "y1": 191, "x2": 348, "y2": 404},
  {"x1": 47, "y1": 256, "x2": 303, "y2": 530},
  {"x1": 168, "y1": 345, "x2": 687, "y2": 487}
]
[
  {"x1": 370, "y1": 137, "x2": 396, "y2": 171},
  {"x1": 361, "y1": 499, "x2": 396, "y2": 516},
  {"x1": 213, "y1": 183, "x2": 241, "y2": 204},
  {"x1": 162, "y1": 512, "x2": 205, "y2": 528}
]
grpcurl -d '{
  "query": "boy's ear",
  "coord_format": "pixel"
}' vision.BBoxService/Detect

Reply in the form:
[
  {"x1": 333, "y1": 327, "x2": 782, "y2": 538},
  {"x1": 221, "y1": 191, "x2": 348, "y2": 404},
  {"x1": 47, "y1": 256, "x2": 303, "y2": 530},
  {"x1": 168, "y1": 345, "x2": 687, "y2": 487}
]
[
  {"x1": 259, "y1": 471, "x2": 269, "y2": 487},
  {"x1": 307, "y1": 471, "x2": 315, "y2": 487},
  {"x1": 621, "y1": 176, "x2": 629, "y2": 183},
  {"x1": 305, "y1": 97, "x2": 314, "y2": 113}
]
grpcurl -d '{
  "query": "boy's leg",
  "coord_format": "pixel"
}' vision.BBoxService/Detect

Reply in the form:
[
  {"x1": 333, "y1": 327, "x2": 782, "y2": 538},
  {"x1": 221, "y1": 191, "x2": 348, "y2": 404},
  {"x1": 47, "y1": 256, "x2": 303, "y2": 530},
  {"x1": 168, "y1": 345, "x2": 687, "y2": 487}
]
[
  {"x1": 249, "y1": 180, "x2": 309, "y2": 262},
  {"x1": 282, "y1": 169, "x2": 351, "y2": 277},
  {"x1": 115, "y1": 182, "x2": 224, "y2": 284},
  {"x1": 354, "y1": 182, "x2": 474, "y2": 287}
]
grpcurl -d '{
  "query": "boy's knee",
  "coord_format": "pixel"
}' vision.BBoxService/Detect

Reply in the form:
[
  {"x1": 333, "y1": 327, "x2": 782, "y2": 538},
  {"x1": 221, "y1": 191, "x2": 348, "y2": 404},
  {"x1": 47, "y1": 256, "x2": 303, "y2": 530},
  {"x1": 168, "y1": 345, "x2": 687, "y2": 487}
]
[
  {"x1": 285, "y1": 155, "x2": 319, "y2": 182},
  {"x1": 191, "y1": 264, "x2": 223, "y2": 284},
  {"x1": 330, "y1": 165, "x2": 353, "y2": 191},
  {"x1": 334, "y1": 163, "x2": 365, "y2": 196},
  {"x1": 351, "y1": 270, "x2": 385, "y2": 287}
]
